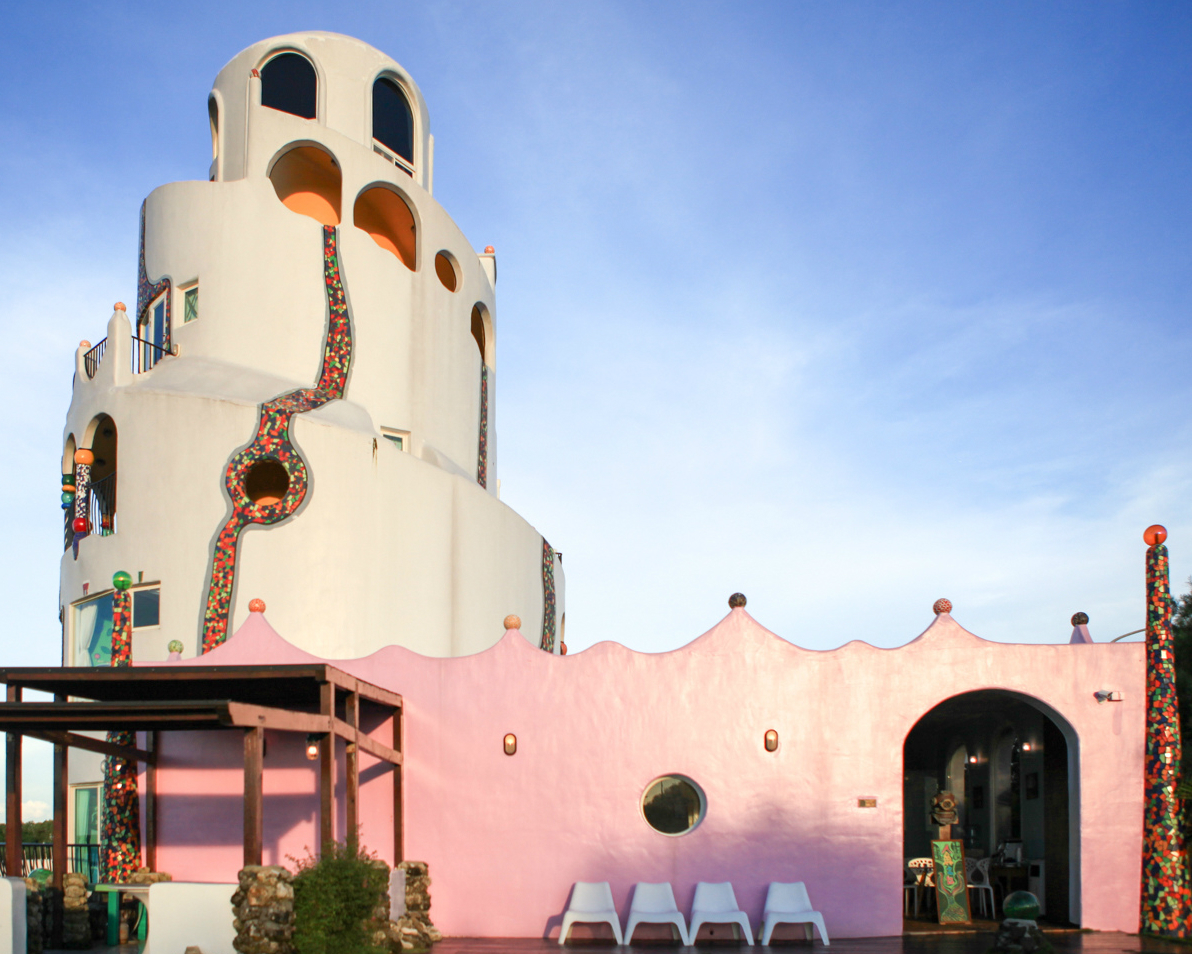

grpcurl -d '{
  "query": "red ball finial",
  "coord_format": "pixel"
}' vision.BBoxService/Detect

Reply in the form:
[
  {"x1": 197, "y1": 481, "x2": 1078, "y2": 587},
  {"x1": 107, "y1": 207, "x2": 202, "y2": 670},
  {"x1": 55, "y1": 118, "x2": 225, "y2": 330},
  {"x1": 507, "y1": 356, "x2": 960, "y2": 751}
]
[
  {"x1": 560, "y1": 642, "x2": 568, "y2": 655},
  {"x1": 504, "y1": 614, "x2": 521, "y2": 630},
  {"x1": 72, "y1": 517, "x2": 88, "y2": 533},
  {"x1": 114, "y1": 302, "x2": 126, "y2": 312},
  {"x1": 933, "y1": 598, "x2": 952, "y2": 615},
  {"x1": 248, "y1": 598, "x2": 266, "y2": 613},
  {"x1": 1144, "y1": 524, "x2": 1167, "y2": 546},
  {"x1": 484, "y1": 246, "x2": 495, "y2": 254}
]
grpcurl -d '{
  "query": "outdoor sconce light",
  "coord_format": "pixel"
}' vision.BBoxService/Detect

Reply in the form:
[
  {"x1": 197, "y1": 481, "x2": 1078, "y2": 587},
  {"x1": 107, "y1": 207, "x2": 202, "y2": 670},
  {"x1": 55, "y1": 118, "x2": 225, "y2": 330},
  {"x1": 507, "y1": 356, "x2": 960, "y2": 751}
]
[
  {"x1": 764, "y1": 729, "x2": 779, "y2": 752},
  {"x1": 968, "y1": 755, "x2": 978, "y2": 764},
  {"x1": 1021, "y1": 742, "x2": 1032, "y2": 752},
  {"x1": 503, "y1": 733, "x2": 517, "y2": 756},
  {"x1": 1095, "y1": 690, "x2": 1123, "y2": 703},
  {"x1": 304, "y1": 734, "x2": 320, "y2": 760}
]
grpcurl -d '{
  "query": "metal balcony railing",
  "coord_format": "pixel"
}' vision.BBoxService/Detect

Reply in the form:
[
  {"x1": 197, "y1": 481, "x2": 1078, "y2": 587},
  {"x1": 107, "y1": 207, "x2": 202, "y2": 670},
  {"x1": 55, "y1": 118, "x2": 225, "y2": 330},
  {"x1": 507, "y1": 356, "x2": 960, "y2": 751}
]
[
  {"x1": 83, "y1": 339, "x2": 107, "y2": 379},
  {"x1": 0, "y1": 843, "x2": 101, "y2": 883},
  {"x1": 82, "y1": 335, "x2": 173, "y2": 379},
  {"x1": 89, "y1": 473, "x2": 117, "y2": 537}
]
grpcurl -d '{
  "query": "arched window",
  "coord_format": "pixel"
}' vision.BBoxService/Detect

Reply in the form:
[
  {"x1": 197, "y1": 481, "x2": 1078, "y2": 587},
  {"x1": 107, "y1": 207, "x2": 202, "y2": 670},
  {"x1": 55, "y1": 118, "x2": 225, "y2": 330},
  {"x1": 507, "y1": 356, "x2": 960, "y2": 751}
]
[
  {"x1": 353, "y1": 186, "x2": 416, "y2": 269},
  {"x1": 470, "y1": 305, "x2": 488, "y2": 364},
  {"x1": 87, "y1": 414, "x2": 118, "y2": 537},
  {"x1": 208, "y1": 95, "x2": 220, "y2": 161},
  {"x1": 270, "y1": 145, "x2": 342, "y2": 226},
  {"x1": 261, "y1": 52, "x2": 317, "y2": 120},
  {"x1": 372, "y1": 77, "x2": 414, "y2": 167}
]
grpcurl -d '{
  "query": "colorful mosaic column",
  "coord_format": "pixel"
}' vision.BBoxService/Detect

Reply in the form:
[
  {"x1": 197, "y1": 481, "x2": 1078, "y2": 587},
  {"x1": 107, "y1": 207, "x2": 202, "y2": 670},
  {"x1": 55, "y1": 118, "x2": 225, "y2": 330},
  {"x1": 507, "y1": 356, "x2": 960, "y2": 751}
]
[
  {"x1": 71, "y1": 449, "x2": 93, "y2": 556},
  {"x1": 102, "y1": 571, "x2": 142, "y2": 881},
  {"x1": 477, "y1": 364, "x2": 488, "y2": 489},
  {"x1": 539, "y1": 539, "x2": 556, "y2": 653},
  {"x1": 1141, "y1": 524, "x2": 1192, "y2": 936}
]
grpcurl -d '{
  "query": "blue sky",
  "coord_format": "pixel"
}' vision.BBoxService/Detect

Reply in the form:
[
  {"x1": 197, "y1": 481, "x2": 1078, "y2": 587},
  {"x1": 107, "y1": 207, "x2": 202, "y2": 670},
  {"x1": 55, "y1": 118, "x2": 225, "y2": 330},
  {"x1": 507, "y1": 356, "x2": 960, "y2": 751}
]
[{"x1": 3, "y1": 2, "x2": 1192, "y2": 809}]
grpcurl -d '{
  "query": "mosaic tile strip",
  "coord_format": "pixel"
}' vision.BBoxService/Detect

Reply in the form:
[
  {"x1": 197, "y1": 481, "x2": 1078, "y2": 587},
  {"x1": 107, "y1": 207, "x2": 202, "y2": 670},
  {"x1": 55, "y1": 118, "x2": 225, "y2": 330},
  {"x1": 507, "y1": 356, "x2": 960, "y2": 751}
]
[
  {"x1": 1141, "y1": 540, "x2": 1192, "y2": 936},
  {"x1": 200, "y1": 226, "x2": 351, "y2": 653},
  {"x1": 136, "y1": 202, "x2": 171, "y2": 342},
  {"x1": 477, "y1": 364, "x2": 488, "y2": 489},
  {"x1": 102, "y1": 587, "x2": 141, "y2": 881},
  {"x1": 71, "y1": 461, "x2": 90, "y2": 557},
  {"x1": 540, "y1": 538, "x2": 556, "y2": 653}
]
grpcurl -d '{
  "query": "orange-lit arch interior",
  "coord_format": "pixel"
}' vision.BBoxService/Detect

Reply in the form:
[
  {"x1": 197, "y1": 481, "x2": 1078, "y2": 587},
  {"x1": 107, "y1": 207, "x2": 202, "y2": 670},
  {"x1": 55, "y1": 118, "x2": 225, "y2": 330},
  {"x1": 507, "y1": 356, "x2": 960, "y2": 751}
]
[
  {"x1": 269, "y1": 146, "x2": 342, "y2": 225},
  {"x1": 353, "y1": 187, "x2": 416, "y2": 270}
]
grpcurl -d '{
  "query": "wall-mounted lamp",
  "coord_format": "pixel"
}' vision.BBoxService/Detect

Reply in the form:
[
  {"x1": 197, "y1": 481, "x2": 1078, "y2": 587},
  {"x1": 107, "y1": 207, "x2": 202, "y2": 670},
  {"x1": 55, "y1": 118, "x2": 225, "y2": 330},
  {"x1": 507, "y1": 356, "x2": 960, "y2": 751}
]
[
  {"x1": 1095, "y1": 690, "x2": 1123, "y2": 703},
  {"x1": 764, "y1": 729, "x2": 779, "y2": 753},
  {"x1": 503, "y1": 733, "x2": 517, "y2": 756},
  {"x1": 968, "y1": 755, "x2": 978, "y2": 764},
  {"x1": 1021, "y1": 742, "x2": 1032, "y2": 752},
  {"x1": 304, "y1": 733, "x2": 321, "y2": 760}
]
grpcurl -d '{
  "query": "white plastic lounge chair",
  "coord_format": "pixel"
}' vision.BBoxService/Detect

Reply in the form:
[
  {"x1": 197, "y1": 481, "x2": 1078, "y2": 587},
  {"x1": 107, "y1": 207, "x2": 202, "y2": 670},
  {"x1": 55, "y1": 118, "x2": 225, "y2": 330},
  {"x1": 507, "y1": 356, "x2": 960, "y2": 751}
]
[
  {"x1": 559, "y1": 882, "x2": 623, "y2": 945},
  {"x1": 966, "y1": 857, "x2": 995, "y2": 919},
  {"x1": 624, "y1": 882, "x2": 690, "y2": 945},
  {"x1": 760, "y1": 881, "x2": 829, "y2": 946},
  {"x1": 689, "y1": 881, "x2": 755, "y2": 945}
]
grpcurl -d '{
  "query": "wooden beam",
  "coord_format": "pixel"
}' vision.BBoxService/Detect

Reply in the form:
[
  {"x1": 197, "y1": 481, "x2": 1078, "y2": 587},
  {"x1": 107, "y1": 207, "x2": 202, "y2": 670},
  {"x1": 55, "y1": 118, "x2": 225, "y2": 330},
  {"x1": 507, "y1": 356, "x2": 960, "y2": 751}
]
[
  {"x1": 319, "y1": 683, "x2": 335, "y2": 854},
  {"x1": 23, "y1": 729, "x2": 156, "y2": 765},
  {"x1": 345, "y1": 692, "x2": 358, "y2": 853},
  {"x1": 6, "y1": 684, "x2": 21, "y2": 878},
  {"x1": 244, "y1": 727, "x2": 263, "y2": 867},
  {"x1": 393, "y1": 707, "x2": 403, "y2": 865},
  {"x1": 145, "y1": 731, "x2": 158, "y2": 872},
  {"x1": 325, "y1": 670, "x2": 404, "y2": 710},
  {"x1": 330, "y1": 718, "x2": 402, "y2": 765},
  {"x1": 223, "y1": 702, "x2": 331, "y2": 734}
]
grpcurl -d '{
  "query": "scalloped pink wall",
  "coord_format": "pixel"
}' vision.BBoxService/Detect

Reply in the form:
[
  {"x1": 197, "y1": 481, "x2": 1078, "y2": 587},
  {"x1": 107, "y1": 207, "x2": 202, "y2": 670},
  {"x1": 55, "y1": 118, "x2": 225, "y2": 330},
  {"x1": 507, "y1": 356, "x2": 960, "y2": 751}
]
[{"x1": 143, "y1": 609, "x2": 1144, "y2": 939}]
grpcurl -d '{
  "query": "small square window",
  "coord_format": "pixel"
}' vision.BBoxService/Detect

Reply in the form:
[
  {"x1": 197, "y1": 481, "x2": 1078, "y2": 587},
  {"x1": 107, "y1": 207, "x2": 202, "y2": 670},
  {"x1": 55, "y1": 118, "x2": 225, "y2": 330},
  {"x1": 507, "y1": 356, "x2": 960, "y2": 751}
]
[
  {"x1": 381, "y1": 427, "x2": 410, "y2": 452},
  {"x1": 183, "y1": 285, "x2": 199, "y2": 323},
  {"x1": 133, "y1": 587, "x2": 160, "y2": 628}
]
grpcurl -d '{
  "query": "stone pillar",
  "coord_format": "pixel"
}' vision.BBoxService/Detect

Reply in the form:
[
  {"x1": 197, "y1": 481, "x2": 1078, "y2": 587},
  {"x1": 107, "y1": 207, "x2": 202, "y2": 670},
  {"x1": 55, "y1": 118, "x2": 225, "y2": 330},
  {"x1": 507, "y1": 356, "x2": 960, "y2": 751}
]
[
  {"x1": 232, "y1": 866, "x2": 294, "y2": 954},
  {"x1": 390, "y1": 862, "x2": 441, "y2": 950},
  {"x1": 61, "y1": 872, "x2": 90, "y2": 948}
]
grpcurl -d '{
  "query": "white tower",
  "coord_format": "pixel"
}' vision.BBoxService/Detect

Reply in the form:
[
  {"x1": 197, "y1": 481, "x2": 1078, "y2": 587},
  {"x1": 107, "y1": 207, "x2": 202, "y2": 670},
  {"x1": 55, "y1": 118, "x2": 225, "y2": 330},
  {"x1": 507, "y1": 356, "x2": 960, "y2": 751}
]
[{"x1": 60, "y1": 32, "x2": 564, "y2": 666}]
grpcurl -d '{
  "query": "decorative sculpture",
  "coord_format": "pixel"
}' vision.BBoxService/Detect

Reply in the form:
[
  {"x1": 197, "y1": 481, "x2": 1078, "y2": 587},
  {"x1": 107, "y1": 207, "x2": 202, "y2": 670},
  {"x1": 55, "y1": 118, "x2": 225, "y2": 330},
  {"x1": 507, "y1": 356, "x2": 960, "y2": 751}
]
[{"x1": 102, "y1": 571, "x2": 142, "y2": 881}]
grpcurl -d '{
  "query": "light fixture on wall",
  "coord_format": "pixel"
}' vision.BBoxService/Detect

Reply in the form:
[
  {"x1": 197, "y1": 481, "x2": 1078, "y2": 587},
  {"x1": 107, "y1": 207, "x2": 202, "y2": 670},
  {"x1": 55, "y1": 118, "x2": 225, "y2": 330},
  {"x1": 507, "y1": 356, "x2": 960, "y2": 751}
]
[
  {"x1": 1022, "y1": 742, "x2": 1032, "y2": 752},
  {"x1": 305, "y1": 733, "x2": 320, "y2": 760},
  {"x1": 503, "y1": 733, "x2": 517, "y2": 756},
  {"x1": 968, "y1": 755, "x2": 978, "y2": 764},
  {"x1": 764, "y1": 729, "x2": 779, "y2": 752},
  {"x1": 1095, "y1": 690, "x2": 1123, "y2": 703}
]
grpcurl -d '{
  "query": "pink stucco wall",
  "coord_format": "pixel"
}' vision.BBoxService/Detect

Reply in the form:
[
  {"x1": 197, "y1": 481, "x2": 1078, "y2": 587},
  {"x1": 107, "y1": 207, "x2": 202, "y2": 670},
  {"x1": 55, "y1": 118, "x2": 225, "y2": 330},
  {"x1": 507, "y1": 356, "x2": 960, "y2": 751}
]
[{"x1": 142, "y1": 608, "x2": 1145, "y2": 939}]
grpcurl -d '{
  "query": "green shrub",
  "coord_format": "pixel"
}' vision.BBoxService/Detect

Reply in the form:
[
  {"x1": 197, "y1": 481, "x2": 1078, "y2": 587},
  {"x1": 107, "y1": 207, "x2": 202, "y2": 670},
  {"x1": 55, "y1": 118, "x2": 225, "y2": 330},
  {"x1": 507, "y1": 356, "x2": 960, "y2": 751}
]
[{"x1": 292, "y1": 842, "x2": 389, "y2": 954}]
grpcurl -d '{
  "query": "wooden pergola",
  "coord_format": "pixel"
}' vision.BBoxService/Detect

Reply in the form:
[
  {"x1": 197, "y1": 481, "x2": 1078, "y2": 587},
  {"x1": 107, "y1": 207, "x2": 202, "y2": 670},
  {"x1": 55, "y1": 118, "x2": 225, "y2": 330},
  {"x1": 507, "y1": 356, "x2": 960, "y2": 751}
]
[{"x1": 0, "y1": 664, "x2": 403, "y2": 890}]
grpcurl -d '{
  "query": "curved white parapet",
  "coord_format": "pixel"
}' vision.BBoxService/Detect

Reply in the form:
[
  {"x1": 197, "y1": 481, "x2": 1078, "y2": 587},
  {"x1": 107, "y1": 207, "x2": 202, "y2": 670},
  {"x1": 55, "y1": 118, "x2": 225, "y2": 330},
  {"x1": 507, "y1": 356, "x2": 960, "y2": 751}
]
[
  {"x1": 0, "y1": 879, "x2": 26, "y2": 954},
  {"x1": 143, "y1": 882, "x2": 237, "y2": 954}
]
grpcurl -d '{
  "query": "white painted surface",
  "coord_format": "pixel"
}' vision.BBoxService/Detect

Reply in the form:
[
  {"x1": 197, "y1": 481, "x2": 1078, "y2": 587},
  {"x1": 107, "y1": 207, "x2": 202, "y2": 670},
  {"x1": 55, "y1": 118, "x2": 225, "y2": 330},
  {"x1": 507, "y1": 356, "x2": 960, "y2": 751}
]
[
  {"x1": 0, "y1": 879, "x2": 26, "y2": 954},
  {"x1": 143, "y1": 882, "x2": 237, "y2": 954}
]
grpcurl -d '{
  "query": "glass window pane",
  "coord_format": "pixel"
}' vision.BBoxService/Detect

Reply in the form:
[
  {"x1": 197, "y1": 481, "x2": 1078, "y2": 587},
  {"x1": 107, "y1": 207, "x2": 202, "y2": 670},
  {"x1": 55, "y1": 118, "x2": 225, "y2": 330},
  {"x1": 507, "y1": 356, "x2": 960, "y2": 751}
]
[
  {"x1": 73, "y1": 593, "x2": 114, "y2": 667},
  {"x1": 184, "y1": 287, "x2": 198, "y2": 323},
  {"x1": 133, "y1": 588, "x2": 160, "y2": 628},
  {"x1": 73, "y1": 787, "x2": 99, "y2": 844},
  {"x1": 642, "y1": 775, "x2": 705, "y2": 835},
  {"x1": 372, "y1": 78, "x2": 413, "y2": 162},
  {"x1": 261, "y1": 53, "x2": 317, "y2": 120}
]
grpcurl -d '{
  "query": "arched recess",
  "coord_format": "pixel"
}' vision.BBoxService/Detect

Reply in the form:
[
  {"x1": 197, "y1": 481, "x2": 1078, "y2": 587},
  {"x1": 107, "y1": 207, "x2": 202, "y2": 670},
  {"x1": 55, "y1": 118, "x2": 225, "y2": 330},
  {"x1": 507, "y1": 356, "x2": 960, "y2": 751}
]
[
  {"x1": 260, "y1": 51, "x2": 317, "y2": 120},
  {"x1": 353, "y1": 185, "x2": 416, "y2": 270},
  {"x1": 83, "y1": 414, "x2": 118, "y2": 536},
  {"x1": 902, "y1": 689, "x2": 1080, "y2": 926},
  {"x1": 470, "y1": 303, "x2": 493, "y2": 367},
  {"x1": 62, "y1": 434, "x2": 76, "y2": 477},
  {"x1": 372, "y1": 75, "x2": 414, "y2": 170},
  {"x1": 269, "y1": 144, "x2": 342, "y2": 226}
]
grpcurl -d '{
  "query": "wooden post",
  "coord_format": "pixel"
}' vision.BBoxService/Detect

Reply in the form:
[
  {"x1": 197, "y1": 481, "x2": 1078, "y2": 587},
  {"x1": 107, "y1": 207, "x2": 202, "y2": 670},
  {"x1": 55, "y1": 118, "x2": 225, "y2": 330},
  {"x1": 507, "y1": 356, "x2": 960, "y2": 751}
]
[
  {"x1": 145, "y1": 732, "x2": 158, "y2": 872},
  {"x1": 52, "y1": 696, "x2": 67, "y2": 949},
  {"x1": 393, "y1": 706, "x2": 403, "y2": 865},
  {"x1": 6, "y1": 684, "x2": 21, "y2": 879},
  {"x1": 319, "y1": 682, "x2": 335, "y2": 854},
  {"x1": 243, "y1": 727, "x2": 264, "y2": 867},
  {"x1": 345, "y1": 691, "x2": 359, "y2": 854}
]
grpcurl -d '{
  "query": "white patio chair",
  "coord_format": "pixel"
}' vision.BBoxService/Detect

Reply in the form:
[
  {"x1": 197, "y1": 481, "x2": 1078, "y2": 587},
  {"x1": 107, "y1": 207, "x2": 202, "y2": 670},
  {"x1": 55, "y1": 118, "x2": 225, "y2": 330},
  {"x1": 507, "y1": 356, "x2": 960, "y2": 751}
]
[
  {"x1": 690, "y1": 881, "x2": 754, "y2": 945},
  {"x1": 760, "y1": 881, "x2": 829, "y2": 946},
  {"x1": 624, "y1": 882, "x2": 690, "y2": 945},
  {"x1": 966, "y1": 857, "x2": 995, "y2": 920},
  {"x1": 559, "y1": 881, "x2": 623, "y2": 945}
]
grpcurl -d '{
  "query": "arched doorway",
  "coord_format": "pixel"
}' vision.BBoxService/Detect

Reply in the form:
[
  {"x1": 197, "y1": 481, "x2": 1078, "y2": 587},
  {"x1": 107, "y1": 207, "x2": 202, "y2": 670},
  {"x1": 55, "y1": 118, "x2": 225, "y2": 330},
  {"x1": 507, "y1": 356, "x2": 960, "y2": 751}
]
[{"x1": 903, "y1": 690, "x2": 1079, "y2": 926}]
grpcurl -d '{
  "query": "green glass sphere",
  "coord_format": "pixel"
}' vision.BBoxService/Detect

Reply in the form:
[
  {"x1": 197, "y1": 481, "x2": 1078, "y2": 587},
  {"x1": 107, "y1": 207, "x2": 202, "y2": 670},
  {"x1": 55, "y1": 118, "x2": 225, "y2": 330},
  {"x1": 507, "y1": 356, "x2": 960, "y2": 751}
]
[
  {"x1": 61, "y1": 474, "x2": 74, "y2": 486},
  {"x1": 60, "y1": 491, "x2": 74, "y2": 505},
  {"x1": 1003, "y1": 890, "x2": 1040, "y2": 922},
  {"x1": 167, "y1": 640, "x2": 184, "y2": 654},
  {"x1": 112, "y1": 571, "x2": 133, "y2": 592}
]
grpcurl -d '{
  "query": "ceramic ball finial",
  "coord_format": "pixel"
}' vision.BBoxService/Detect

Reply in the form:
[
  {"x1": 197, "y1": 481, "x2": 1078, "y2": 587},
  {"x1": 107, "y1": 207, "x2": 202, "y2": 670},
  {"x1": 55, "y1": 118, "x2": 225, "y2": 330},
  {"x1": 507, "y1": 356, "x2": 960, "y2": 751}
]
[
  {"x1": 1071, "y1": 611, "x2": 1089, "y2": 626},
  {"x1": 728, "y1": 593, "x2": 747, "y2": 608},
  {"x1": 248, "y1": 598, "x2": 266, "y2": 613},
  {"x1": 933, "y1": 598, "x2": 952, "y2": 615},
  {"x1": 1144, "y1": 524, "x2": 1167, "y2": 546},
  {"x1": 504, "y1": 614, "x2": 521, "y2": 630}
]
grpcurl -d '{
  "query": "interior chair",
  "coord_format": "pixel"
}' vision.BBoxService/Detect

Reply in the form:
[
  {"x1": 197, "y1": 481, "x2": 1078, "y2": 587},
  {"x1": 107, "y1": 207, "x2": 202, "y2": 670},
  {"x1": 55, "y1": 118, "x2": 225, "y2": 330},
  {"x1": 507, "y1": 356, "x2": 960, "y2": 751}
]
[
  {"x1": 559, "y1": 881, "x2": 623, "y2": 945},
  {"x1": 966, "y1": 857, "x2": 995, "y2": 920},
  {"x1": 760, "y1": 881, "x2": 829, "y2": 946},
  {"x1": 624, "y1": 882, "x2": 690, "y2": 945},
  {"x1": 689, "y1": 881, "x2": 755, "y2": 945}
]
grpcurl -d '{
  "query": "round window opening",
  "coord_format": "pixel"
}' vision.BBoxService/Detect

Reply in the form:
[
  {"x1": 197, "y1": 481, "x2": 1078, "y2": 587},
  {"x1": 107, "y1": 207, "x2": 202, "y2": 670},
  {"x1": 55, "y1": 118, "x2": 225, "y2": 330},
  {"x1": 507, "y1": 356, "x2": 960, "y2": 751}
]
[
  {"x1": 641, "y1": 775, "x2": 705, "y2": 836},
  {"x1": 245, "y1": 458, "x2": 290, "y2": 506}
]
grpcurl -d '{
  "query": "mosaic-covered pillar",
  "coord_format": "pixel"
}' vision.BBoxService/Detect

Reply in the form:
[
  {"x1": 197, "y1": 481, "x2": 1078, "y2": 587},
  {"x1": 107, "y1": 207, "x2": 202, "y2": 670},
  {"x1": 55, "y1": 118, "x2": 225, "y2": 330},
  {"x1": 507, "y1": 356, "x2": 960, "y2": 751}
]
[
  {"x1": 71, "y1": 449, "x2": 93, "y2": 556},
  {"x1": 1141, "y1": 524, "x2": 1192, "y2": 936},
  {"x1": 539, "y1": 539, "x2": 556, "y2": 653},
  {"x1": 102, "y1": 571, "x2": 142, "y2": 881}
]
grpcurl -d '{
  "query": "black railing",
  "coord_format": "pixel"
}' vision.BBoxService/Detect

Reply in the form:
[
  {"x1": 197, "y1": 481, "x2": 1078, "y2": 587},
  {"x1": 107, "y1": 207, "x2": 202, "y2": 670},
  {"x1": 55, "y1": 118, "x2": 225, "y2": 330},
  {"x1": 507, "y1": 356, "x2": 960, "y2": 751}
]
[
  {"x1": 63, "y1": 505, "x2": 73, "y2": 551},
  {"x1": 89, "y1": 473, "x2": 117, "y2": 537},
  {"x1": 132, "y1": 336, "x2": 171, "y2": 374},
  {"x1": 0, "y1": 843, "x2": 101, "y2": 882},
  {"x1": 83, "y1": 339, "x2": 107, "y2": 379}
]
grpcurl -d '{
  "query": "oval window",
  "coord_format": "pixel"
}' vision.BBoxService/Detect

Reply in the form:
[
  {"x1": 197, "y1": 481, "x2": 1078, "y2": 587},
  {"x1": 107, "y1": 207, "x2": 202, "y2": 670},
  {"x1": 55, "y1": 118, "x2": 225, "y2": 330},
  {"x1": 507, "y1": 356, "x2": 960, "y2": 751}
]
[{"x1": 641, "y1": 775, "x2": 705, "y2": 836}]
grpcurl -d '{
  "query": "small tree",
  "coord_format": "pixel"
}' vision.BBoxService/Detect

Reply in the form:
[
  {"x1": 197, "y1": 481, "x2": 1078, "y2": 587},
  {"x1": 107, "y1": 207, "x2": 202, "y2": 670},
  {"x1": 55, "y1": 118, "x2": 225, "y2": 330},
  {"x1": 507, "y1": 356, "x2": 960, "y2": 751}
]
[{"x1": 292, "y1": 842, "x2": 389, "y2": 954}]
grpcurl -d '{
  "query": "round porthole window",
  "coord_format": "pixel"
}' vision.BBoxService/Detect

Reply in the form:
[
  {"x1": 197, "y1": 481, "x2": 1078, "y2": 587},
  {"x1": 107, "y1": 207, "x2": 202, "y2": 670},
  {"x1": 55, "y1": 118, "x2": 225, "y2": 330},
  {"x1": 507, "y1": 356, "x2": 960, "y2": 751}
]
[{"x1": 641, "y1": 775, "x2": 705, "y2": 836}]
